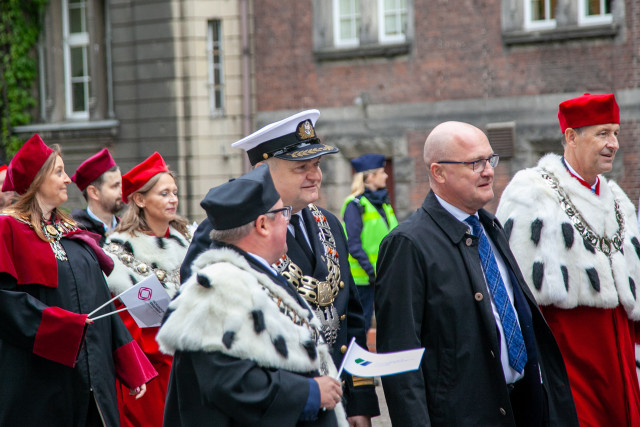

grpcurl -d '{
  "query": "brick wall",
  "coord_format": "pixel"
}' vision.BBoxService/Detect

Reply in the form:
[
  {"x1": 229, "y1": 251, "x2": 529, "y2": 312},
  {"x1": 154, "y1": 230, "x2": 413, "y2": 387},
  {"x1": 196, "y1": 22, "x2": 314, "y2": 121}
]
[{"x1": 253, "y1": 0, "x2": 640, "y2": 214}]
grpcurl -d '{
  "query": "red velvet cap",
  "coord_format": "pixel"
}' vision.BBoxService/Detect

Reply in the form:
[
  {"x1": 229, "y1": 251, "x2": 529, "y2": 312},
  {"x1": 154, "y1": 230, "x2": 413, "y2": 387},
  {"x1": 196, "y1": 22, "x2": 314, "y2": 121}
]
[
  {"x1": 3, "y1": 134, "x2": 54, "y2": 195},
  {"x1": 558, "y1": 93, "x2": 620, "y2": 133},
  {"x1": 121, "y1": 152, "x2": 169, "y2": 202},
  {"x1": 71, "y1": 148, "x2": 117, "y2": 191},
  {"x1": 0, "y1": 165, "x2": 7, "y2": 173}
]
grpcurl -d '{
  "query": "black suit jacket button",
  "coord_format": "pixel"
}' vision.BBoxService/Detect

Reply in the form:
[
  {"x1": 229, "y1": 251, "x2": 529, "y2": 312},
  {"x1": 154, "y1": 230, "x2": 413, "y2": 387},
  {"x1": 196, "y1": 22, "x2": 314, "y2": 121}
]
[{"x1": 475, "y1": 292, "x2": 483, "y2": 301}]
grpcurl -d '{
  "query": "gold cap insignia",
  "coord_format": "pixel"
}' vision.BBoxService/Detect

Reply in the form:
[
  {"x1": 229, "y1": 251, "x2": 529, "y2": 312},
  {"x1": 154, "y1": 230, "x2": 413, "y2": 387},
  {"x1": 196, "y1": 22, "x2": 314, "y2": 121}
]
[{"x1": 296, "y1": 120, "x2": 316, "y2": 141}]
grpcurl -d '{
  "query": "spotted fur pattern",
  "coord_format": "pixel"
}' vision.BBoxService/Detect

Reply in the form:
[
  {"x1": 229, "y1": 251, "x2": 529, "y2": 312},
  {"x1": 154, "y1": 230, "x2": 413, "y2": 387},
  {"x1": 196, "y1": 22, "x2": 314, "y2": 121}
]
[
  {"x1": 496, "y1": 154, "x2": 640, "y2": 320},
  {"x1": 104, "y1": 227, "x2": 190, "y2": 298},
  {"x1": 156, "y1": 247, "x2": 348, "y2": 425}
]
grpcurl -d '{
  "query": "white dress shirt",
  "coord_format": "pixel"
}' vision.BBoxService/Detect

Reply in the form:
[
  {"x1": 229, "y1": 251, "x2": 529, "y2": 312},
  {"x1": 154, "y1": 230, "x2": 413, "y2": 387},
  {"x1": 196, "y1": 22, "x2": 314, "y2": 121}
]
[{"x1": 435, "y1": 194, "x2": 524, "y2": 384}]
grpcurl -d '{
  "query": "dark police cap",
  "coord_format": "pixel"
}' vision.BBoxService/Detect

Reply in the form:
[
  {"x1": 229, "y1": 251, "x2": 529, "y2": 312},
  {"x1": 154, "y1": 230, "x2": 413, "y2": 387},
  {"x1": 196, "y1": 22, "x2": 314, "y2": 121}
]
[
  {"x1": 231, "y1": 109, "x2": 339, "y2": 166},
  {"x1": 200, "y1": 164, "x2": 280, "y2": 230},
  {"x1": 351, "y1": 153, "x2": 386, "y2": 173}
]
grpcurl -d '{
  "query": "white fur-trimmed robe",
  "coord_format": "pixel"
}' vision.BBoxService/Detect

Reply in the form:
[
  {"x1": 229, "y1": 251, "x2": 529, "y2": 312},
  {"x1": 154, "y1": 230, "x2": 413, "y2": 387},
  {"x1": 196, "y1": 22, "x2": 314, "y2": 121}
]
[
  {"x1": 156, "y1": 247, "x2": 347, "y2": 426},
  {"x1": 104, "y1": 227, "x2": 191, "y2": 298},
  {"x1": 102, "y1": 227, "x2": 191, "y2": 426},
  {"x1": 496, "y1": 153, "x2": 640, "y2": 320}
]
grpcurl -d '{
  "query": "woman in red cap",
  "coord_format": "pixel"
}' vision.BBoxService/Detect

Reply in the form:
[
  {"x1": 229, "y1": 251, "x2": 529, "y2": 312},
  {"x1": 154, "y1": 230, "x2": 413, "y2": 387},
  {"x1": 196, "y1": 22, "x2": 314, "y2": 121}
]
[
  {"x1": 0, "y1": 134, "x2": 157, "y2": 426},
  {"x1": 103, "y1": 152, "x2": 191, "y2": 427}
]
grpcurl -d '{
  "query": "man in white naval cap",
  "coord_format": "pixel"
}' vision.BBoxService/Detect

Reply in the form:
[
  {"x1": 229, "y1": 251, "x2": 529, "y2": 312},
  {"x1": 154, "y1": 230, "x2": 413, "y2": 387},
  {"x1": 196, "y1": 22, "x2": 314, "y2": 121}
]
[{"x1": 181, "y1": 110, "x2": 380, "y2": 426}]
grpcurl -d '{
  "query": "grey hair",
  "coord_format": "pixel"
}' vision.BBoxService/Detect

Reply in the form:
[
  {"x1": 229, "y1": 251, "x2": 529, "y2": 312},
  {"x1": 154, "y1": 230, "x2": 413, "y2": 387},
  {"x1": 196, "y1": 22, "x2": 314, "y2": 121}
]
[{"x1": 210, "y1": 222, "x2": 255, "y2": 244}]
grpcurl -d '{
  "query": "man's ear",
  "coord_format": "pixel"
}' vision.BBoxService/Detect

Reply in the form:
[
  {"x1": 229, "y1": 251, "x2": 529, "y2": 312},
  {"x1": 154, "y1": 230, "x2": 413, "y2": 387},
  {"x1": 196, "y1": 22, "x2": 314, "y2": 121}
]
[
  {"x1": 430, "y1": 163, "x2": 446, "y2": 184},
  {"x1": 86, "y1": 185, "x2": 100, "y2": 202},
  {"x1": 564, "y1": 128, "x2": 578, "y2": 148},
  {"x1": 254, "y1": 215, "x2": 270, "y2": 237}
]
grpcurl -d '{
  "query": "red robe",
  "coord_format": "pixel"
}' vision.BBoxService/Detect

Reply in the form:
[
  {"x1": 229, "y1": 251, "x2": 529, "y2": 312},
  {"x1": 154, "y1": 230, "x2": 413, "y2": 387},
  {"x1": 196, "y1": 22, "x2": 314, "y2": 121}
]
[
  {"x1": 104, "y1": 227, "x2": 189, "y2": 427},
  {"x1": 115, "y1": 305, "x2": 172, "y2": 427},
  {"x1": 542, "y1": 303, "x2": 640, "y2": 426}
]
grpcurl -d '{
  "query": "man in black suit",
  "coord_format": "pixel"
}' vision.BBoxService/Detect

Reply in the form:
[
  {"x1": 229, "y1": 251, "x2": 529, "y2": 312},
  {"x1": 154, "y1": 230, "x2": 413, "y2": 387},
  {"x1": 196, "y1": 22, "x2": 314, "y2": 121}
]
[
  {"x1": 374, "y1": 121, "x2": 578, "y2": 426},
  {"x1": 181, "y1": 110, "x2": 379, "y2": 425}
]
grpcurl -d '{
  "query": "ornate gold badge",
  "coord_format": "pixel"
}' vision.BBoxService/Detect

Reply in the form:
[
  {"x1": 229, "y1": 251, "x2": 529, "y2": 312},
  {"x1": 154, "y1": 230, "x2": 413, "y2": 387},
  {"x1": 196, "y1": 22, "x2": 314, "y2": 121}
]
[{"x1": 296, "y1": 120, "x2": 316, "y2": 140}]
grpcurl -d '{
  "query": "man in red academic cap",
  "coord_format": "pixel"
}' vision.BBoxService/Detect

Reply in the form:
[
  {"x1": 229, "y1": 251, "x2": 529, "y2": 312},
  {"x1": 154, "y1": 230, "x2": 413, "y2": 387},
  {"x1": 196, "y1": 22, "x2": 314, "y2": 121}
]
[
  {"x1": 497, "y1": 93, "x2": 640, "y2": 426},
  {"x1": 71, "y1": 148, "x2": 123, "y2": 245}
]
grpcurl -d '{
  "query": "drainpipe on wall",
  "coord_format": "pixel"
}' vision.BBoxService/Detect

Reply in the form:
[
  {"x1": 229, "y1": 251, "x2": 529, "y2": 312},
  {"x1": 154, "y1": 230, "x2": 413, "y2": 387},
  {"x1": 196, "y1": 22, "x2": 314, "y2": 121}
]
[{"x1": 240, "y1": 0, "x2": 251, "y2": 173}]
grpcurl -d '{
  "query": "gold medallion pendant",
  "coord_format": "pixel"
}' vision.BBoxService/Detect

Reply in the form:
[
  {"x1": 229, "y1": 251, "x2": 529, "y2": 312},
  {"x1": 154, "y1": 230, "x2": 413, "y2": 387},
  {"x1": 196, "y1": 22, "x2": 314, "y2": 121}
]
[{"x1": 46, "y1": 224, "x2": 58, "y2": 236}]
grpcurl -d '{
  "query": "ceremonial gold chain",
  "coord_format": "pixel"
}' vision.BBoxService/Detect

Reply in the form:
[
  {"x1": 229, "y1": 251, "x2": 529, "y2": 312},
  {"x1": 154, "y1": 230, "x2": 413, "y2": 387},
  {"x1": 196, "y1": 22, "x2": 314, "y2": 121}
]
[
  {"x1": 274, "y1": 204, "x2": 342, "y2": 307},
  {"x1": 540, "y1": 170, "x2": 624, "y2": 257}
]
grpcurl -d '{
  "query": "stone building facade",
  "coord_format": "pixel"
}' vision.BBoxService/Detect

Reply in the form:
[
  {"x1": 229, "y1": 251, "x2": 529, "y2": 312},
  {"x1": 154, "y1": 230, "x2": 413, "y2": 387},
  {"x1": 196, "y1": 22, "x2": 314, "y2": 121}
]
[
  {"x1": 15, "y1": 0, "x2": 252, "y2": 220},
  {"x1": 13, "y1": 0, "x2": 640, "y2": 223}
]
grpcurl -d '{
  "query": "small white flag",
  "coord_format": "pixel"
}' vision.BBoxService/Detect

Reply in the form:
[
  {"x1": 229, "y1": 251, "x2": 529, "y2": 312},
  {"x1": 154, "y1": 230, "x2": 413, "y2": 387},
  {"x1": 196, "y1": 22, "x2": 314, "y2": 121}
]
[
  {"x1": 118, "y1": 275, "x2": 171, "y2": 328},
  {"x1": 89, "y1": 275, "x2": 171, "y2": 328},
  {"x1": 337, "y1": 337, "x2": 425, "y2": 378}
]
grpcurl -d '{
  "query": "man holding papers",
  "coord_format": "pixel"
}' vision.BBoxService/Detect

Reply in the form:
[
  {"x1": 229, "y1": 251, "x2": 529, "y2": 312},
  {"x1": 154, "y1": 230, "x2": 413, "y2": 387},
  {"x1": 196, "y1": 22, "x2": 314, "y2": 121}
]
[
  {"x1": 157, "y1": 165, "x2": 347, "y2": 426},
  {"x1": 375, "y1": 122, "x2": 578, "y2": 426}
]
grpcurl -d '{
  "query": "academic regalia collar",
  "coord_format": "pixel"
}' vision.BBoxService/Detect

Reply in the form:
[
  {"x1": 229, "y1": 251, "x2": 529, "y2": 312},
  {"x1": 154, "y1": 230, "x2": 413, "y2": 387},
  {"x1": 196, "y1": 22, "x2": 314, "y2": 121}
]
[
  {"x1": 562, "y1": 157, "x2": 600, "y2": 195},
  {"x1": 0, "y1": 215, "x2": 113, "y2": 288}
]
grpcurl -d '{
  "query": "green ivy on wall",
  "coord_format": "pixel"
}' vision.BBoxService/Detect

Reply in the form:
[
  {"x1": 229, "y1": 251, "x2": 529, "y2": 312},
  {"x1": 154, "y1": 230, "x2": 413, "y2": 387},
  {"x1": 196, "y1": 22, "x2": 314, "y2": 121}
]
[{"x1": 0, "y1": 0, "x2": 49, "y2": 161}]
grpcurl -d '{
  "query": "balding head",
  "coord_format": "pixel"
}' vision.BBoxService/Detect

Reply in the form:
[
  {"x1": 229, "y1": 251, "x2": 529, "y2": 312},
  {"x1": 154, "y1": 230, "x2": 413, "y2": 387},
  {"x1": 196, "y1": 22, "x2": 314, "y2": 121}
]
[
  {"x1": 425, "y1": 121, "x2": 496, "y2": 214},
  {"x1": 424, "y1": 121, "x2": 486, "y2": 171}
]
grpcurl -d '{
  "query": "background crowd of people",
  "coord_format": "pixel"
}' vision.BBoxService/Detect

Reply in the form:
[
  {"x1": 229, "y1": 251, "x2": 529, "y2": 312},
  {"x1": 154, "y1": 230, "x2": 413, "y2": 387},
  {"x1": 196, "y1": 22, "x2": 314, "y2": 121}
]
[{"x1": 0, "y1": 92, "x2": 638, "y2": 426}]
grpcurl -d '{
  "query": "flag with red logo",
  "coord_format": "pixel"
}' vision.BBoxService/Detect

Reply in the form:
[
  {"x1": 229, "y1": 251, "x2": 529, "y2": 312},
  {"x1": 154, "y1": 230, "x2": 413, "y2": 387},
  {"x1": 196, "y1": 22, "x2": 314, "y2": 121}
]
[
  {"x1": 88, "y1": 275, "x2": 171, "y2": 327},
  {"x1": 118, "y1": 275, "x2": 171, "y2": 327}
]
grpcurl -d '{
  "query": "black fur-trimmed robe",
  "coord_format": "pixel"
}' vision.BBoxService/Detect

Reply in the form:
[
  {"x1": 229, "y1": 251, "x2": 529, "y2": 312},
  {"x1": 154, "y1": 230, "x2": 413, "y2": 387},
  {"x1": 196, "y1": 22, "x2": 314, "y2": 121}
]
[{"x1": 157, "y1": 245, "x2": 347, "y2": 427}]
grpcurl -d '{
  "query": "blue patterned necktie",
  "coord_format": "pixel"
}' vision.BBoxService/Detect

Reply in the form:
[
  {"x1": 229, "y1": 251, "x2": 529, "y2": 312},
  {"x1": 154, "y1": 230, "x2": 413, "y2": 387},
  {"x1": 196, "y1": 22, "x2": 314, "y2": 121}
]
[{"x1": 466, "y1": 215, "x2": 527, "y2": 374}]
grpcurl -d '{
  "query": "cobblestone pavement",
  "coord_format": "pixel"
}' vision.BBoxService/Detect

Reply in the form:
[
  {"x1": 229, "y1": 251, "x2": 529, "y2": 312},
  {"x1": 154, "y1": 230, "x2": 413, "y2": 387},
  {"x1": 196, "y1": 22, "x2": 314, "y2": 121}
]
[{"x1": 372, "y1": 379, "x2": 391, "y2": 427}]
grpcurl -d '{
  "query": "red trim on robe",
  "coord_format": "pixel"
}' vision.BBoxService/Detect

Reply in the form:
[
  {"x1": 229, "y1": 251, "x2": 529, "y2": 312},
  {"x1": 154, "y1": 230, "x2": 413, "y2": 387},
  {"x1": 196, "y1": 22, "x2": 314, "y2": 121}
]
[
  {"x1": 566, "y1": 169, "x2": 600, "y2": 195},
  {"x1": 66, "y1": 230, "x2": 114, "y2": 275},
  {"x1": 0, "y1": 216, "x2": 58, "y2": 287},
  {"x1": 33, "y1": 306, "x2": 87, "y2": 367},
  {"x1": 113, "y1": 340, "x2": 158, "y2": 389},
  {"x1": 0, "y1": 216, "x2": 114, "y2": 287}
]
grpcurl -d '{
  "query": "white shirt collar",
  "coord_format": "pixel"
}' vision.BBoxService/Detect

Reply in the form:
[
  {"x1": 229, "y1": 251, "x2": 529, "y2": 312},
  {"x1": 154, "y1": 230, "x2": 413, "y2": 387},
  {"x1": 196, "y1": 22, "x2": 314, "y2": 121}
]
[
  {"x1": 563, "y1": 158, "x2": 599, "y2": 191},
  {"x1": 247, "y1": 252, "x2": 277, "y2": 275},
  {"x1": 434, "y1": 194, "x2": 477, "y2": 223},
  {"x1": 86, "y1": 206, "x2": 117, "y2": 232}
]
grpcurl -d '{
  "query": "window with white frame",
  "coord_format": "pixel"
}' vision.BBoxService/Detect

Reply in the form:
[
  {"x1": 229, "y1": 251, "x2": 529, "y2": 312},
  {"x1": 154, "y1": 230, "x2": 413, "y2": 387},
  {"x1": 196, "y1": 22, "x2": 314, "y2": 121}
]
[
  {"x1": 63, "y1": 0, "x2": 90, "y2": 120},
  {"x1": 314, "y1": 0, "x2": 412, "y2": 57},
  {"x1": 579, "y1": 0, "x2": 613, "y2": 25},
  {"x1": 333, "y1": 0, "x2": 361, "y2": 47},
  {"x1": 379, "y1": 0, "x2": 408, "y2": 43},
  {"x1": 524, "y1": 0, "x2": 557, "y2": 30},
  {"x1": 502, "y1": 0, "x2": 621, "y2": 44},
  {"x1": 207, "y1": 19, "x2": 225, "y2": 116}
]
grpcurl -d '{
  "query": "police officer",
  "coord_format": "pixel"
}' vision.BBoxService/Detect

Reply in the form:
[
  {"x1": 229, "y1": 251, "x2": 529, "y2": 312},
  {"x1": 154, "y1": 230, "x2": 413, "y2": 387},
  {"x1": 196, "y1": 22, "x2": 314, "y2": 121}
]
[{"x1": 341, "y1": 154, "x2": 398, "y2": 332}]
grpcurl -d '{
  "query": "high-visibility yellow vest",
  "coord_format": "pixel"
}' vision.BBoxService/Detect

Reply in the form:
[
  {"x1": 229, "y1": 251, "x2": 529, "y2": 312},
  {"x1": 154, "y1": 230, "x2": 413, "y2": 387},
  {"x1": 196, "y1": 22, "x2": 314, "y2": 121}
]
[{"x1": 341, "y1": 195, "x2": 398, "y2": 285}]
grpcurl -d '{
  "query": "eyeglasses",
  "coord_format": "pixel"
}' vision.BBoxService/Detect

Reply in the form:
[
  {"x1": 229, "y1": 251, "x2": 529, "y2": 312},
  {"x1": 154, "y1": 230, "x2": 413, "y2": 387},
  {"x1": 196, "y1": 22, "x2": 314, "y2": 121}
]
[
  {"x1": 436, "y1": 154, "x2": 499, "y2": 173},
  {"x1": 266, "y1": 205, "x2": 292, "y2": 220}
]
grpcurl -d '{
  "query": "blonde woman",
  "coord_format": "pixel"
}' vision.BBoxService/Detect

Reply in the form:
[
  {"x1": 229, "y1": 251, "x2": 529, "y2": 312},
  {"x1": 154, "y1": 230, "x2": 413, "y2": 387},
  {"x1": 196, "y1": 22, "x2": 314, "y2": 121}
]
[
  {"x1": 341, "y1": 154, "x2": 398, "y2": 331},
  {"x1": 104, "y1": 152, "x2": 191, "y2": 427}
]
